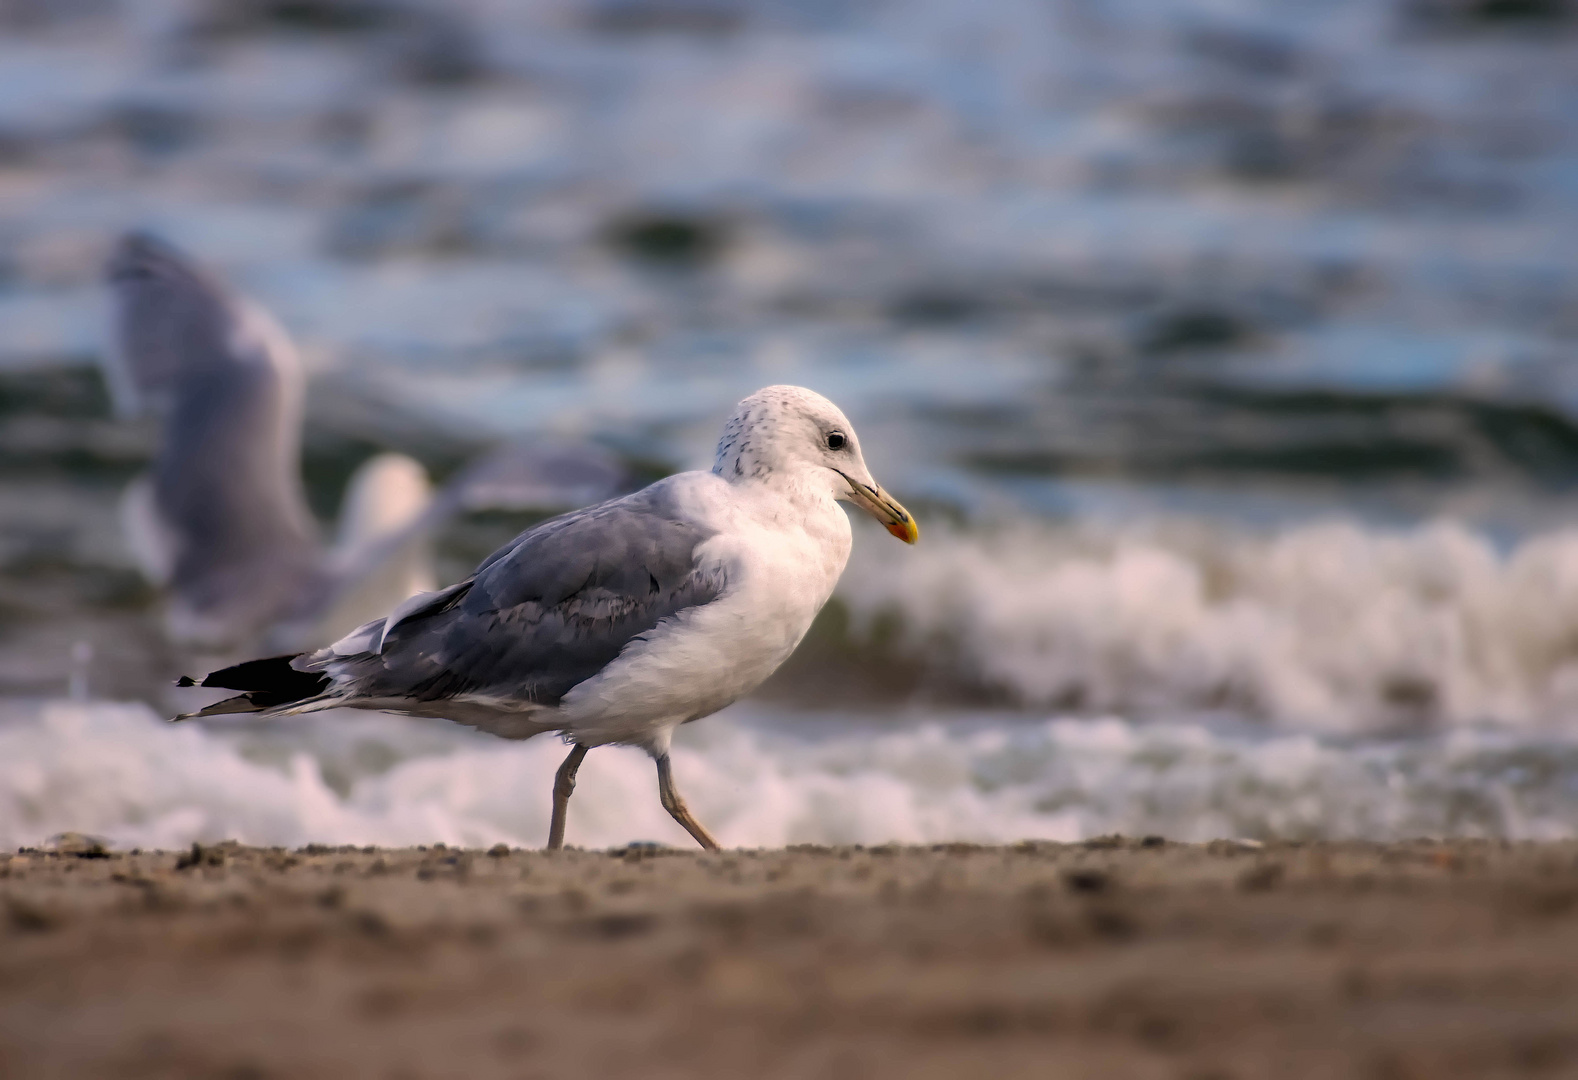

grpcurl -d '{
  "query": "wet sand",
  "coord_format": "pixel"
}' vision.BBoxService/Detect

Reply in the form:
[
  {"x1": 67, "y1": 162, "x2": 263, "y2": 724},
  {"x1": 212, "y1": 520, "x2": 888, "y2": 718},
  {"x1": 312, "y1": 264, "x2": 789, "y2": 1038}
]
[{"x1": 2, "y1": 839, "x2": 1577, "y2": 1079}]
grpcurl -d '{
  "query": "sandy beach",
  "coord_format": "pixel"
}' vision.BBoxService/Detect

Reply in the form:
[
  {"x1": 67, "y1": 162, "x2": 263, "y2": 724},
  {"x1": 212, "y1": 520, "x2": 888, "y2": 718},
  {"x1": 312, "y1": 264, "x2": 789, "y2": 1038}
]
[{"x1": 2, "y1": 839, "x2": 1576, "y2": 1079}]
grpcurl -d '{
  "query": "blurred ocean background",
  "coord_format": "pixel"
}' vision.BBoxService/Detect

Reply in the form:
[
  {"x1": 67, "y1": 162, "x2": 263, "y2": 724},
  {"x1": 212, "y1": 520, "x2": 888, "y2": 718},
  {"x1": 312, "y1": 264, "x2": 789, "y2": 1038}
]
[{"x1": 4, "y1": 0, "x2": 1578, "y2": 849}]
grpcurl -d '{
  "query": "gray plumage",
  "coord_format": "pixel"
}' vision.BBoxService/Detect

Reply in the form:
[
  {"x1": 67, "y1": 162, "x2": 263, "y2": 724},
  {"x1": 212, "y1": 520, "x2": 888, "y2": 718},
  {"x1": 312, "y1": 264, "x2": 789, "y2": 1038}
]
[
  {"x1": 319, "y1": 486, "x2": 722, "y2": 718},
  {"x1": 105, "y1": 231, "x2": 250, "y2": 414}
]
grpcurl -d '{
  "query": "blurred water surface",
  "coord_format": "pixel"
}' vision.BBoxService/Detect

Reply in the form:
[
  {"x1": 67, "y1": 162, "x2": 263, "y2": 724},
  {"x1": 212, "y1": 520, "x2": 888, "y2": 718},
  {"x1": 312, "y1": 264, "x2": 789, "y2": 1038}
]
[{"x1": 3, "y1": 0, "x2": 1578, "y2": 843}]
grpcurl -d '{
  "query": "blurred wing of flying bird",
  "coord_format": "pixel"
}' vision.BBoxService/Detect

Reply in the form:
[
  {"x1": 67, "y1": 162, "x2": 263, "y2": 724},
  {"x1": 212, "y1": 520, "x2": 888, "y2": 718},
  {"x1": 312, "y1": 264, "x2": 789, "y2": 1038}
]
[
  {"x1": 106, "y1": 232, "x2": 326, "y2": 649},
  {"x1": 104, "y1": 233, "x2": 629, "y2": 653}
]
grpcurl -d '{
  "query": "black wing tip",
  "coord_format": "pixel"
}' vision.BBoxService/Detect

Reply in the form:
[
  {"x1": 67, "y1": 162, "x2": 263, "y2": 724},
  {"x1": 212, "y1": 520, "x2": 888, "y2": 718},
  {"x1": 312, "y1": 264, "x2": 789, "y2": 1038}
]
[{"x1": 176, "y1": 655, "x2": 330, "y2": 710}]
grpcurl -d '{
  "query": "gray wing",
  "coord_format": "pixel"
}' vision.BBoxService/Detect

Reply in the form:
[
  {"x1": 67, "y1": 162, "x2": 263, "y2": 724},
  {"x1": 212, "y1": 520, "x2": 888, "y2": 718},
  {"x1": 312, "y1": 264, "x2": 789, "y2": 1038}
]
[
  {"x1": 107, "y1": 232, "x2": 321, "y2": 644},
  {"x1": 266, "y1": 437, "x2": 632, "y2": 651},
  {"x1": 314, "y1": 484, "x2": 724, "y2": 710},
  {"x1": 103, "y1": 232, "x2": 239, "y2": 417},
  {"x1": 312, "y1": 438, "x2": 630, "y2": 610}
]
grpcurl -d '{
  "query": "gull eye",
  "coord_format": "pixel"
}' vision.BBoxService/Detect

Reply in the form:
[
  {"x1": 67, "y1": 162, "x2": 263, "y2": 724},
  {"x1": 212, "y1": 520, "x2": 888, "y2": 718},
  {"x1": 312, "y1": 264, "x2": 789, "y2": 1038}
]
[{"x1": 826, "y1": 431, "x2": 847, "y2": 451}]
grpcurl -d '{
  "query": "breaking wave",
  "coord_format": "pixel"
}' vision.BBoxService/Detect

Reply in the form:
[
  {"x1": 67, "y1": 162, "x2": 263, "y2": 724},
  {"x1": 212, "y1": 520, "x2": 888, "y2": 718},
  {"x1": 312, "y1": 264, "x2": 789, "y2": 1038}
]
[
  {"x1": 3, "y1": 699, "x2": 1577, "y2": 850},
  {"x1": 840, "y1": 517, "x2": 1578, "y2": 733}
]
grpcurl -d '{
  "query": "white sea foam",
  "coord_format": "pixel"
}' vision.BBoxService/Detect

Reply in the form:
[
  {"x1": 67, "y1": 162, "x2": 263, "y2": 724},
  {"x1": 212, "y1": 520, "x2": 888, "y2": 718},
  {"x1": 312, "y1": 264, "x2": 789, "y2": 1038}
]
[
  {"x1": 841, "y1": 518, "x2": 1578, "y2": 733},
  {"x1": 3, "y1": 698, "x2": 1576, "y2": 851}
]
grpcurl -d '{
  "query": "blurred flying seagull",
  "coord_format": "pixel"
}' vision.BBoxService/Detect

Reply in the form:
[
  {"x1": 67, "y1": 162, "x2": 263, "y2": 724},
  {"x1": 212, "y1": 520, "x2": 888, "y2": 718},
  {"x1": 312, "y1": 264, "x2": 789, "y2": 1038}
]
[
  {"x1": 104, "y1": 232, "x2": 626, "y2": 653},
  {"x1": 176, "y1": 385, "x2": 919, "y2": 850}
]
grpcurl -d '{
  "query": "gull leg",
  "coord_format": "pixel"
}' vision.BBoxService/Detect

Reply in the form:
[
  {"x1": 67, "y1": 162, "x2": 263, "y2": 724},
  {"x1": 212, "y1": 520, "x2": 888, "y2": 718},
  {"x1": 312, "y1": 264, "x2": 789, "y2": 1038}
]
[
  {"x1": 546, "y1": 743, "x2": 589, "y2": 851},
  {"x1": 655, "y1": 753, "x2": 720, "y2": 852}
]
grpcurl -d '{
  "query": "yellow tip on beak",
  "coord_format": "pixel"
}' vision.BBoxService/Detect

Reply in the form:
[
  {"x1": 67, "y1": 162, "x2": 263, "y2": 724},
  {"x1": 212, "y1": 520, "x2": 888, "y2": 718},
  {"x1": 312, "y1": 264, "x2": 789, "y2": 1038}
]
[
  {"x1": 885, "y1": 515, "x2": 920, "y2": 545},
  {"x1": 840, "y1": 471, "x2": 919, "y2": 545}
]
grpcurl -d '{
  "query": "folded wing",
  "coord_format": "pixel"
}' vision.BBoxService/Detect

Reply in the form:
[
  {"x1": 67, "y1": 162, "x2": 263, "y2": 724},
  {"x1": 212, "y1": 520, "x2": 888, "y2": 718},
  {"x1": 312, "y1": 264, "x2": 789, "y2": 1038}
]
[{"x1": 183, "y1": 486, "x2": 726, "y2": 722}]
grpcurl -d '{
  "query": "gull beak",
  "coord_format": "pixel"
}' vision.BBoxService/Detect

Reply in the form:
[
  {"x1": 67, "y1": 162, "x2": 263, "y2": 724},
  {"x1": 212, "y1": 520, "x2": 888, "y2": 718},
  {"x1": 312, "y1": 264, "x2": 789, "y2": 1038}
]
[{"x1": 840, "y1": 473, "x2": 919, "y2": 544}]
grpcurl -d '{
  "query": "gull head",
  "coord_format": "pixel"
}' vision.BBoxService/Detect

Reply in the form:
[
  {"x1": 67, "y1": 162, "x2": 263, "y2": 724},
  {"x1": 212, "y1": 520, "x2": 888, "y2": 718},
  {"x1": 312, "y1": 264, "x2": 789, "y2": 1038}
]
[{"x1": 713, "y1": 385, "x2": 918, "y2": 543}]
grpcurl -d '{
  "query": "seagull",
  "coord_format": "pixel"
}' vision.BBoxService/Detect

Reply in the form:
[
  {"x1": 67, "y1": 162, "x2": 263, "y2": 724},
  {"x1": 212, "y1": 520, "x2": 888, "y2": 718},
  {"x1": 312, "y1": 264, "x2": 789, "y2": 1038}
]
[
  {"x1": 104, "y1": 232, "x2": 626, "y2": 653},
  {"x1": 175, "y1": 385, "x2": 919, "y2": 850}
]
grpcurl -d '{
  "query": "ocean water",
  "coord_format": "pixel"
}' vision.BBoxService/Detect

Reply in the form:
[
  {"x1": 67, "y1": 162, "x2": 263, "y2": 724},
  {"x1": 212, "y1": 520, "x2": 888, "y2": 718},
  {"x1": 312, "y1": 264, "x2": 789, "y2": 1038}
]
[{"x1": 2, "y1": 0, "x2": 1578, "y2": 846}]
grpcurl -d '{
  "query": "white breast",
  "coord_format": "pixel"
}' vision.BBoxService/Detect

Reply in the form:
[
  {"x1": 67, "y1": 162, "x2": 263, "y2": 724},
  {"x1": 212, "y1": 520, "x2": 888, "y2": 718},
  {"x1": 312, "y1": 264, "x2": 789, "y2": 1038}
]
[{"x1": 554, "y1": 471, "x2": 852, "y2": 753}]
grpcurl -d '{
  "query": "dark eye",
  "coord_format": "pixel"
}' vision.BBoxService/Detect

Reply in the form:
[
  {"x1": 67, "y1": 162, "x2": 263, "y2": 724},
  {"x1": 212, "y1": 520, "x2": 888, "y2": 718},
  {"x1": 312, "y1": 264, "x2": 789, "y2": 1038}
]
[{"x1": 826, "y1": 431, "x2": 847, "y2": 451}]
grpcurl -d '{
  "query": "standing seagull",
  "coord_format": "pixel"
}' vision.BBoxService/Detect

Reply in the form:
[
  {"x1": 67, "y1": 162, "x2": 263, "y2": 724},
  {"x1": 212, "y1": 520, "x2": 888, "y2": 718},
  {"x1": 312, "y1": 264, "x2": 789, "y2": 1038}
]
[{"x1": 177, "y1": 386, "x2": 918, "y2": 850}]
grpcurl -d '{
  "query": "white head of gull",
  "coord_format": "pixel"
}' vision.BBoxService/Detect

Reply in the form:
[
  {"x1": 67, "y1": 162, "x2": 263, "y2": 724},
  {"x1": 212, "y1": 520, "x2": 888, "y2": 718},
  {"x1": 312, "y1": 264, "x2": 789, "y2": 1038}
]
[{"x1": 178, "y1": 385, "x2": 919, "y2": 851}]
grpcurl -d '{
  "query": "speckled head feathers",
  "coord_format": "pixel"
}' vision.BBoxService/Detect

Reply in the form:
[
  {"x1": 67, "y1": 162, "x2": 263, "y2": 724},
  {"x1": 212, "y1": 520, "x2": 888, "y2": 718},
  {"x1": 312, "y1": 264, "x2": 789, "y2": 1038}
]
[{"x1": 712, "y1": 386, "x2": 861, "y2": 483}]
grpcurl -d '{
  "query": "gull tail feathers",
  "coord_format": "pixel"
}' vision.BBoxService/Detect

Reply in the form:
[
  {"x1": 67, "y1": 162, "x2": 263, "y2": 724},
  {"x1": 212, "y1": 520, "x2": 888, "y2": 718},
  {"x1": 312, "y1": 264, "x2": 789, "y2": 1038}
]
[{"x1": 173, "y1": 654, "x2": 335, "y2": 720}]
